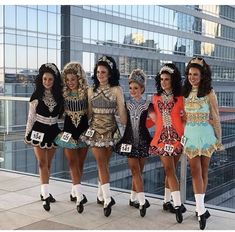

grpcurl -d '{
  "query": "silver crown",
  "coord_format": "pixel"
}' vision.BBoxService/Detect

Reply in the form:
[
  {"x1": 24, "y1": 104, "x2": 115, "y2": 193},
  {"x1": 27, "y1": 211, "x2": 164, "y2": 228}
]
[
  {"x1": 159, "y1": 66, "x2": 174, "y2": 74},
  {"x1": 129, "y1": 74, "x2": 145, "y2": 86},
  {"x1": 45, "y1": 63, "x2": 59, "y2": 75},
  {"x1": 98, "y1": 56, "x2": 113, "y2": 69}
]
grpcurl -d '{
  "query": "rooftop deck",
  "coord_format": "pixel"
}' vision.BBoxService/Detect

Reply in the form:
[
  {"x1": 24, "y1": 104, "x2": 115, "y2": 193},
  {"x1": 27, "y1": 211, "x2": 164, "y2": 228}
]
[{"x1": 0, "y1": 170, "x2": 234, "y2": 230}]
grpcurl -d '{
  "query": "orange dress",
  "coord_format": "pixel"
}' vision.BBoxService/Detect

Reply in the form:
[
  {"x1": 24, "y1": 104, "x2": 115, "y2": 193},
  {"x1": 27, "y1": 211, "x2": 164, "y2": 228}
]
[{"x1": 149, "y1": 94, "x2": 184, "y2": 156}]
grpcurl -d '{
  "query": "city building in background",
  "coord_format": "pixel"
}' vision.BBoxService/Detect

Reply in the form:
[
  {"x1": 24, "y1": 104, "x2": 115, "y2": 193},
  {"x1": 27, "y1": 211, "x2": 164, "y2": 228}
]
[{"x1": 0, "y1": 5, "x2": 235, "y2": 211}]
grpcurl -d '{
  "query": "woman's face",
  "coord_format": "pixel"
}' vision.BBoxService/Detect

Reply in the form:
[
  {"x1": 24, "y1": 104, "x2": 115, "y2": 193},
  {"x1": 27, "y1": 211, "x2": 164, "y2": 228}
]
[
  {"x1": 160, "y1": 73, "x2": 172, "y2": 92},
  {"x1": 42, "y1": 72, "x2": 54, "y2": 90},
  {"x1": 66, "y1": 73, "x2": 78, "y2": 90},
  {"x1": 188, "y1": 67, "x2": 201, "y2": 87},
  {"x1": 97, "y1": 65, "x2": 109, "y2": 86},
  {"x1": 129, "y1": 81, "x2": 143, "y2": 100}
]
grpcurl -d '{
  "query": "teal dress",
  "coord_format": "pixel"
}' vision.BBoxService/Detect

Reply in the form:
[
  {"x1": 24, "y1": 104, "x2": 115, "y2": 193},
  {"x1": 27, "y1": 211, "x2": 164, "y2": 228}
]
[{"x1": 183, "y1": 89, "x2": 222, "y2": 159}]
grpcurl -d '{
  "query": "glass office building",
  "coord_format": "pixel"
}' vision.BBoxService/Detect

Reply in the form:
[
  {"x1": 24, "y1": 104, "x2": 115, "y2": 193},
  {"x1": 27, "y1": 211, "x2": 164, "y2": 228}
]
[{"x1": 0, "y1": 5, "x2": 235, "y2": 211}]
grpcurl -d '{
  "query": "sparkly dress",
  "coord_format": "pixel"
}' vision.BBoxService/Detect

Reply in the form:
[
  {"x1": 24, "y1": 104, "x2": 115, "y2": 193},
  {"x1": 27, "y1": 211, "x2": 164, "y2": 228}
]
[
  {"x1": 149, "y1": 93, "x2": 184, "y2": 156},
  {"x1": 115, "y1": 98, "x2": 152, "y2": 158},
  {"x1": 55, "y1": 91, "x2": 89, "y2": 149},
  {"x1": 81, "y1": 85, "x2": 127, "y2": 147},
  {"x1": 183, "y1": 88, "x2": 223, "y2": 159},
  {"x1": 25, "y1": 90, "x2": 61, "y2": 149}
]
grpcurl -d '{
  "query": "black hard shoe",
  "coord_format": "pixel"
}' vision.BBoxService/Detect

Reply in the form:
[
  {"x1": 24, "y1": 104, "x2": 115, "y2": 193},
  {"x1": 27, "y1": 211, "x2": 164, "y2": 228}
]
[
  {"x1": 97, "y1": 197, "x2": 104, "y2": 205},
  {"x1": 103, "y1": 197, "x2": 115, "y2": 217},
  {"x1": 163, "y1": 201, "x2": 175, "y2": 213},
  {"x1": 175, "y1": 206, "x2": 183, "y2": 223},
  {"x1": 195, "y1": 210, "x2": 210, "y2": 219},
  {"x1": 198, "y1": 213, "x2": 207, "y2": 230},
  {"x1": 180, "y1": 204, "x2": 187, "y2": 213},
  {"x1": 129, "y1": 200, "x2": 140, "y2": 209},
  {"x1": 139, "y1": 199, "x2": 150, "y2": 217},
  {"x1": 70, "y1": 194, "x2": 77, "y2": 202},
  {"x1": 42, "y1": 197, "x2": 50, "y2": 211},
  {"x1": 76, "y1": 194, "x2": 88, "y2": 214},
  {"x1": 40, "y1": 193, "x2": 56, "y2": 203}
]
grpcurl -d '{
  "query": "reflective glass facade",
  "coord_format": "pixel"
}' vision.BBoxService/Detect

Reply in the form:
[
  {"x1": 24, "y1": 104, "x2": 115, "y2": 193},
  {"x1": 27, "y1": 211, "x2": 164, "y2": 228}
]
[{"x1": 0, "y1": 5, "x2": 235, "y2": 212}]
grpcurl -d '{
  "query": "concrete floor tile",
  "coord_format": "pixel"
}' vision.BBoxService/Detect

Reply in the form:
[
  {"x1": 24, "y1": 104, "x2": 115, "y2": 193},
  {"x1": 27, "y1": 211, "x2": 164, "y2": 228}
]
[
  {"x1": 10, "y1": 200, "x2": 76, "y2": 220},
  {"x1": 0, "y1": 211, "x2": 40, "y2": 230},
  {"x1": 0, "y1": 192, "x2": 37, "y2": 210},
  {"x1": 17, "y1": 219, "x2": 80, "y2": 230},
  {"x1": 0, "y1": 171, "x2": 234, "y2": 230}
]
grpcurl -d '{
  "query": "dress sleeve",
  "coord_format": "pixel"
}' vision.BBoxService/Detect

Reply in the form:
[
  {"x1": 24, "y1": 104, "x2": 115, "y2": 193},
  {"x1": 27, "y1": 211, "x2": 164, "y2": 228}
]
[
  {"x1": 208, "y1": 90, "x2": 222, "y2": 145},
  {"x1": 25, "y1": 99, "x2": 38, "y2": 137},
  {"x1": 146, "y1": 103, "x2": 156, "y2": 128},
  {"x1": 115, "y1": 86, "x2": 127, "y2": 125}
]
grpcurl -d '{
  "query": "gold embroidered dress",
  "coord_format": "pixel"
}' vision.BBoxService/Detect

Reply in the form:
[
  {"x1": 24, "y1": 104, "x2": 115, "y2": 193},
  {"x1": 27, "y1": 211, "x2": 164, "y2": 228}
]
[
  {"x1": 184, "y1": 88, "x2": 223, "y2": 159},
  {"x1": 81, "y1": 85, "x2": 127, "y2": 147}
]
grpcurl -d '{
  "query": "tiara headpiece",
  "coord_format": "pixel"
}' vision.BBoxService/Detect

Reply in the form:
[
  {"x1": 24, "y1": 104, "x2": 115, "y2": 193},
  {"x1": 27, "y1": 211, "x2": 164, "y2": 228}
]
[
  {"x1": 98, "y1": 56, "x2": 113, "y2": 69},
  {"x1": 190, "y1": 57, "x2": 204, "y2": 67},
  {"x1": 129, "y1": 69, "x2": 146, "y2": 86},
  {"x1": 159, "y1": 66, "x2": 174, "y2": 74},
  {"x1": 45, "y1": 63, "x2": 59, "y2": 75}
]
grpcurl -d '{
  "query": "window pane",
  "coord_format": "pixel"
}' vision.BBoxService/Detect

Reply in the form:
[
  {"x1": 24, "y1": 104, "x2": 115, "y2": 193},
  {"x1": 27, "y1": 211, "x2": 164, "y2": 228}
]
[
  {"x1": 48, "y1": 49, "x2": 57, "y2": 64},
  {"x1": 48, "y1": 13, "x2": 57, "y2": 34},
  {"x1": 17, "y1": 46, "x2": 27, "y2": 68},
  {"x1": 48, "y1": 5, "x2": 57, "y2": 13},
  {"x1": 90, "y1": 20, "x2": 97, "y2": 44},
  {"x1": 5, "y1": 33, "x2": 16, "y2": 44},
  {"x1": 28, "y1": 9, "x2": 37, "y2": 31},
  {"x1": 83, "y1": 18, "x2": 90, "y2": 43},
  {"x1": 98, "y1": 21, "x2": 105, "y2": 42},
  {"x1": 5, "y1": 6, "x2": 16, "y2": 28},
  {"x1": 28, "y1": 46, "x2": 37, "y2": 69},
  {"x1": 17, "y1": 35, "x2": 27, "y2": 46},
  {"x1": 0, "y1": 44, "x2": 3, "y2": 67},
  {"x1": 38, "y1": 5, "x2": 47, "y2": 11},
  {"x1": 38, "y1": 11, "x2": 47, "y2": 33},
  {"x1": 105, "y1": 23, "x2": 112, "y2": 42},
  {"x1": 0, "y1": 6, "x2": 3, "y2": 27},
  {"x1": 28, "y1": 36, "x2": 37, "y2": 46},
  {"x1": 38, "y1": 48, "x2": 47, "y2": 66},
  {"x1": 17, "y1": 6, "x2": 27, "y2": 30},
  {"x1": 5, "y1": 45, "x2": 16, "y2": 67}
]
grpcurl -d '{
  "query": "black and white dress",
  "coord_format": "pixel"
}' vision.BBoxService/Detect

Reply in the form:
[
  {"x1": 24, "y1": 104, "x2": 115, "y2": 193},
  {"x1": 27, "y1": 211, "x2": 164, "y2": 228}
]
[
  {"x1": 55, "y1": 92, "x2": 89, "y2": 149},
  {"x1": 25, "y1": 90, "x2": 61, "y2": 149},
  {"x1": 115, "y1": 98, "x2": 152, "y2": 158}
]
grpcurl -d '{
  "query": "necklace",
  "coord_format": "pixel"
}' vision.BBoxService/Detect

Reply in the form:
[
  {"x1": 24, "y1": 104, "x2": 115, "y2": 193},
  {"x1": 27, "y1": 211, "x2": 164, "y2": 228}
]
[{"x1": 43, "y1": 90, "x2": 57, "y2": 112}]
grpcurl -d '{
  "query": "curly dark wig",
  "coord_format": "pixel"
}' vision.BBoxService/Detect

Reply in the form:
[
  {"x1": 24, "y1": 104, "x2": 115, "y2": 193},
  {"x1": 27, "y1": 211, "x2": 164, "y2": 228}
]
[
  {"x1": 182, "y1": 57, "x2": 212, "y2": 98},
  {"x1": 31, "y1": 63, "x2": 64, "y2": 116},
  {"x1": 155, "y1": 63, "x2": 182, "y2": 101},
  {"x1": 92, "y1": 56, "x2": 120, "y2": 91}
]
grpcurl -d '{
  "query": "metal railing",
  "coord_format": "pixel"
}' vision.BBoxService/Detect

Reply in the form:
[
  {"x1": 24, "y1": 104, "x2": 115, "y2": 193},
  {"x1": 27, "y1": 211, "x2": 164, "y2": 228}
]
[{"x1": 0, "y1": 95, "x2": 235, "y2": 213}]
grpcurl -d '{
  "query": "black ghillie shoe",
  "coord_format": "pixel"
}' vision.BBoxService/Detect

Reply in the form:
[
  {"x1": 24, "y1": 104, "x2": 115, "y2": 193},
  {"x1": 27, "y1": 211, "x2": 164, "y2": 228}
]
[
  {"x1": 175, "y1": 206, "x2": 183, "y2": 223},
  {"x1": 42, "y1": 197, "x2": 50, "y2": 211},
  {"x1": 129, "y1": 200, "x2": 140, "y2": 209},
  {"x1": 139, "y1": 199, "x2": 150, "y2": 217},
  {"x1": 103, "y1": 197, "x2": 115, "y2": 217},
  {"x1": 40, "y1": 193, "x2": 56, "y2": 203},
  {"x1": 198, "y1": 213, "x2": 207, "y2": 230},
  {"x1": 97, "y1": 197, "x2": 104, "y2": 205},
  {"x1": 163, "y1": 201, "x2": 175, "y2": 213},
  {"x1": 76, "y1": 194, "x2": 88, "y2": 214},
  {"x1": 180, "y1": 204, "x2": 187, "y2": 213},
  {"x1": 195, "y1": 210, "x2": 210, "y2": 219},
  {"x1": 70, "y1": 194, "x2": 77, "y2": 202}
]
